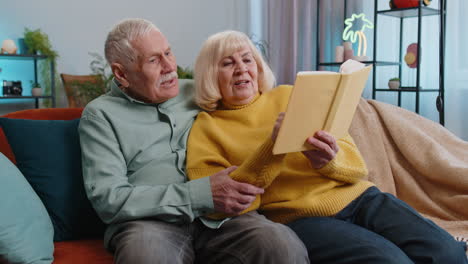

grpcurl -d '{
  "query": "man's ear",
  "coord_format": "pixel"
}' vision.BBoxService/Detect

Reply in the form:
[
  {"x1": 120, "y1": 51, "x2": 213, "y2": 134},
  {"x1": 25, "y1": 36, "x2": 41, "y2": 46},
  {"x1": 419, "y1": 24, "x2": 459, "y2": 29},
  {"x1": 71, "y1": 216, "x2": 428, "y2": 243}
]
[{"x1": 111, "y1": 63, "x2": 130, "y2": 88}]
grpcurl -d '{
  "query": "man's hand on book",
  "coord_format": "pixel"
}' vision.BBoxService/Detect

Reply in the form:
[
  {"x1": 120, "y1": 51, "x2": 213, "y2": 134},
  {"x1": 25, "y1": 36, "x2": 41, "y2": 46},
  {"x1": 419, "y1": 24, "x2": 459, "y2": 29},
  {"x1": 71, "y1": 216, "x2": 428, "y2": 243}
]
[{"x1": 302, "y1": 131, "x2": 339, "y2": 169}]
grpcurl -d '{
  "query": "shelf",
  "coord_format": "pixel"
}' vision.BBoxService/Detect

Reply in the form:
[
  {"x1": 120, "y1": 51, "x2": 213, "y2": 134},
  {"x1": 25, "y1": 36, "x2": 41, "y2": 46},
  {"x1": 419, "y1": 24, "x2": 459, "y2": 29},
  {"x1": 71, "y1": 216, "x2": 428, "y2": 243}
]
[
  {"x1": 316, "y1": 0, "x2": 445, "y2": 124},
  {"x1": 318, "y1": 61, "x2": 400, "y2": 67},
  {"x1": 378, "y1": 6, "x2": 440, "y2": 18},
  {"x1": 0, "y1": 96, "x2": 53, "y2": 99},
  {"x1": 0, "y1": 53, "x2": 55, "y2": 108},
  {"x1": 375, "y1": 88, "x2": 440, "y2": 92},
  {"x1": 0, "y1": 54, "x2": 48, "y2": 60}
]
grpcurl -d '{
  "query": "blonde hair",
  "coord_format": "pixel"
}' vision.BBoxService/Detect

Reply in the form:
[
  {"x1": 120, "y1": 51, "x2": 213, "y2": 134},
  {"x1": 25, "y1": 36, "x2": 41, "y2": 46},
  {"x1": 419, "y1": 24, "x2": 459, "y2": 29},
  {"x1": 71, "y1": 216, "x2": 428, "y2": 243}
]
[
  {"x1": 194, "y1": 30, "x2": 275, "y2": 111},
  {"x1": 105, "y1": 18, "x2": 159, "y2": 67}
]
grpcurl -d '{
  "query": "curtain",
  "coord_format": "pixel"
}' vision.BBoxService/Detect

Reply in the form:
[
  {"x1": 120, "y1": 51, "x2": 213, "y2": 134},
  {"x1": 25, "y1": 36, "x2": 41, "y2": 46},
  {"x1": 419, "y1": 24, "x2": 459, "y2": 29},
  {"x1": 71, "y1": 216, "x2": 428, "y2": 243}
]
[
  {"x1": 445, "y1": 0, "x2": 468, "y2": 140},
  {"x1": 256, "y1": 0, "x2": 318, "y2": 85}
]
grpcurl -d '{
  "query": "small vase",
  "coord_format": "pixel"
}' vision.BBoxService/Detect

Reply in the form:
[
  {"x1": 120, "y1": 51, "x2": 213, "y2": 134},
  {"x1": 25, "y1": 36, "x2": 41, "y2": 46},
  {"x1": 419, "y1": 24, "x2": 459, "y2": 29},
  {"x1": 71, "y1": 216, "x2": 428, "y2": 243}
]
[
  {"x1": 32, "y1": 87, "x2": 43, "y2": 96},
  {"x1": 18, "y1": 38, "x2": 27, "y2": 54},
  {"x1": 388, "y1": 80, "x2": 400, "y2": 90}
]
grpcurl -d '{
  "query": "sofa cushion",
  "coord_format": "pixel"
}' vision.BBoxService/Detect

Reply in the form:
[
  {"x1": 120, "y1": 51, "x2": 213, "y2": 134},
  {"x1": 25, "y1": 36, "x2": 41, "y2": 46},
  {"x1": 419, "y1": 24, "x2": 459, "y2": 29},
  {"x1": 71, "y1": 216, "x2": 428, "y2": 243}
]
[
  {"x1": 0, "y1": 152, "x2": 54, "y2": 263},
  {"x1": 0, "y1": 118, "x2": 105, "y2": 241},
  {"x1": 0, "y1": 108, "x2": 84, "y2": 164}
]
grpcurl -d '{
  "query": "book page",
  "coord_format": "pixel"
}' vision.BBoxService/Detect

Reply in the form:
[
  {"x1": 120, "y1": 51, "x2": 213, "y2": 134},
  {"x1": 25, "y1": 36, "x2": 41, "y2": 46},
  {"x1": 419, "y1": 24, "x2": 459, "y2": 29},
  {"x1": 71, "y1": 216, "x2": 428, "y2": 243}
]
[
  {"x1": 272, "y1": 60, "x2": 371, "y2": 155},
  {"x1": 324, "y1": 66, "x2": 372, "y2": 138},
  {"x1": 340, "y1": 59, "x2": 366, "y2": 73},
  {"x1": 300, "y1": 71, "x2": 337, "y2": 75},
  {"x1": 272, "y1": 73, "x2": 341, "y2": 154}
]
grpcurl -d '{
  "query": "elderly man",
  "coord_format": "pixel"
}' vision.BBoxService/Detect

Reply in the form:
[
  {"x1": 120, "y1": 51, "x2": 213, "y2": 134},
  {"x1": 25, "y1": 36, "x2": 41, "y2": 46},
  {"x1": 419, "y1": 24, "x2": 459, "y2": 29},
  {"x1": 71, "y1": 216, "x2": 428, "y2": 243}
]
[{"x1": 78, "y1": 18, "x2": 308, "y2": 263}]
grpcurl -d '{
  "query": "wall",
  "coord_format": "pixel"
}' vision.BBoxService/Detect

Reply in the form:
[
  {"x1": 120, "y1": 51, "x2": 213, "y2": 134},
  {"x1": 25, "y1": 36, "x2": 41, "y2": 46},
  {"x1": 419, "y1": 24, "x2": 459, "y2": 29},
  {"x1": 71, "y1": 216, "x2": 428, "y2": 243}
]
[{"x1": 0, "y1": 0, "x2": 249, "y2": 112}]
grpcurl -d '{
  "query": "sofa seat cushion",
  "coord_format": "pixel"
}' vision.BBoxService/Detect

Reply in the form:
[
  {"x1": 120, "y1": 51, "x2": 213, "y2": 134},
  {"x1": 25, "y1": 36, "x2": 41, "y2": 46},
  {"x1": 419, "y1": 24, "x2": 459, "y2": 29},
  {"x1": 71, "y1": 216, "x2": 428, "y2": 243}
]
[{"x1": 54, "y1": 239, "x2": 113, "y2": 264}]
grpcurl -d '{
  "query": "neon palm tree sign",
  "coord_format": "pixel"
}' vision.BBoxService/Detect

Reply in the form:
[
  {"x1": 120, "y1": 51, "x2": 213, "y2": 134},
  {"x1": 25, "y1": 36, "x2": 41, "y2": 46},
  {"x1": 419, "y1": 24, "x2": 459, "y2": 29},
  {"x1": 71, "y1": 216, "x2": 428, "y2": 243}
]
[{"x1": 342, "y1": 13, "x2": 374, "y2": 57}]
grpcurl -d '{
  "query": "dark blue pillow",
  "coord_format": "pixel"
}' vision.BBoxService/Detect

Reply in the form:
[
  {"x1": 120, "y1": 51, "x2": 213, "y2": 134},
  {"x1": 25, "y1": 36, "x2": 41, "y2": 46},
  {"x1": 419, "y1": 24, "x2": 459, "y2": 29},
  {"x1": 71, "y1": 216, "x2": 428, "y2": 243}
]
[{"x1": 0, "y1": 118, "x2": 105, "y2": 241}]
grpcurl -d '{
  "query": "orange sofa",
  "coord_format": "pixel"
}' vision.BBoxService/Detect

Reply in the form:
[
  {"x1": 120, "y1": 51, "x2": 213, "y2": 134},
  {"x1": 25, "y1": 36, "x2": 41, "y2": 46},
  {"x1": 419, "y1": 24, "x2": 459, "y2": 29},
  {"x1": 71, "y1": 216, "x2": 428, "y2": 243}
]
[{"x1": 0, "y1": 108, "x2": 113, "y2": 264}]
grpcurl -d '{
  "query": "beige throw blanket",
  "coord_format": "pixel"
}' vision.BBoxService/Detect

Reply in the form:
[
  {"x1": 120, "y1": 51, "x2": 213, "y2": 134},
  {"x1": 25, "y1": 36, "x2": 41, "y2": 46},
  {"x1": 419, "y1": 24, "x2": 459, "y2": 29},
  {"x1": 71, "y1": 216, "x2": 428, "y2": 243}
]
[{"x1": 349, "y1": 99, "x2": 468, "y2": 242}]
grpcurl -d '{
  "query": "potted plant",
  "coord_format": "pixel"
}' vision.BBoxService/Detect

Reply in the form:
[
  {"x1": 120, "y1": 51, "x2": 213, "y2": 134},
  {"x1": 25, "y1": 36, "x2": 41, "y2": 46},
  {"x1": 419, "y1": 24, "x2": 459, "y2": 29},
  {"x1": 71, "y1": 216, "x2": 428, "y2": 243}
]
[
  {"x1": 89, "y1": 52, "x2": 113, "y2": 90},
  {"x1": 30, "y1": 81, "x2": 42, "y2": 96},
  {"x1": 177, "y1": 65, "x2": 193, "y2": 79},
  {"x1": 388, "y1": 77, "x2": 400, "y2": 89},
  {"x1": 250, "y1": 34, "x2": 270, "y2": 62},
  {"x1": 23, "y1": 28, "x2": 59, "y2": 106},
  {"x1": 66, "y1": 52, "x2": 112, "y2": 107}
]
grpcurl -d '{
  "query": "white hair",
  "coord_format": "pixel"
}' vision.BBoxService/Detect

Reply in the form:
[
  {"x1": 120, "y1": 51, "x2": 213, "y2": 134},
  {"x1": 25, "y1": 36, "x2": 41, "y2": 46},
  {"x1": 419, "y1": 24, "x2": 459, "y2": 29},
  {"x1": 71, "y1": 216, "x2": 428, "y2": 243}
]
[
  {"x1": 194, "y1": 30, "x2": 276, "y2": 111},
  {"x1": 104, "y1": 18, "x2": 159, "y2": 67}
]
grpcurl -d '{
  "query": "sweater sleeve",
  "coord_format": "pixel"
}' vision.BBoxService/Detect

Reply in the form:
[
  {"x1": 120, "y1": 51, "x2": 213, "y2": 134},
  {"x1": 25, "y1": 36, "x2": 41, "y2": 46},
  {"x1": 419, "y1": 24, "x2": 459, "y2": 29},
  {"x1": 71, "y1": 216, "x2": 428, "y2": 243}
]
[
  {"x1": 187, "y1": 113, "x2": 285, "y2": 219},
  {"x1": 316, "y1": 134, "x2": 368, "y2": 184},
  {"x1": 188, "y1": 137, "x2": 285, "y2": 188},
  {"x1": 186, "y1": 113, "x2": 233, "y2": 180},
  {"x1": 187, "y1": 112, "x2": 285, "y2": 188}
]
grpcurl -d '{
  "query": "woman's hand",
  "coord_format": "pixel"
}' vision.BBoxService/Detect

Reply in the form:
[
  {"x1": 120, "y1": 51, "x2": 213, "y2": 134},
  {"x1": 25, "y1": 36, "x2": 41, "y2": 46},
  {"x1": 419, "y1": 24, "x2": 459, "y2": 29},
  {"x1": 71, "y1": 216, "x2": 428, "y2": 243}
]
[
  {"x1": 271, "y1": 112, "x2": 285, "y2": 141},
  {"x1": 302, "y1": 131, "x2": 339, "y2": 169}
]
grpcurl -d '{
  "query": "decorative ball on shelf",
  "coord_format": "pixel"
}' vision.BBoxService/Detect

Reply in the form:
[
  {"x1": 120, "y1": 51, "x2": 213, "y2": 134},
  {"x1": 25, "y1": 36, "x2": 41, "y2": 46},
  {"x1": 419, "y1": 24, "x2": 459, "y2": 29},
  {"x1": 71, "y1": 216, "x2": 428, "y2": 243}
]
[
  {"x1": 404, "y1": 43, "x2": 419, "y2": 68},
  {"x1": 1, "y1": 39, "x2": 18, "y2": 54},
  {"x1": 389, "y1": 0, "x2": 431, "y2": 9}
]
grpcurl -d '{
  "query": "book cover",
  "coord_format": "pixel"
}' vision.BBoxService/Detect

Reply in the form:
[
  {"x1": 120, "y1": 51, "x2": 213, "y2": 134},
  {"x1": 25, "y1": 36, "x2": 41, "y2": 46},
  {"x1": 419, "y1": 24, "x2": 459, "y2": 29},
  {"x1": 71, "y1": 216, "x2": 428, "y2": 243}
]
[{"x1": 272, "y1": 60, "x2": 372, "y2": 155}]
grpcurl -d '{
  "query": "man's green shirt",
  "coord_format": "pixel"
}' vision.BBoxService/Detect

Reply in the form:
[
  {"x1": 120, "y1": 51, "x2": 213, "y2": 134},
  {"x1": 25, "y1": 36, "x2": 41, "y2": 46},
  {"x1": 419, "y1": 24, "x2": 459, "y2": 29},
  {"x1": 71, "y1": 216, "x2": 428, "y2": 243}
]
[{"x1": 79, "y1": 79, "x2": 220, "y2": 247}]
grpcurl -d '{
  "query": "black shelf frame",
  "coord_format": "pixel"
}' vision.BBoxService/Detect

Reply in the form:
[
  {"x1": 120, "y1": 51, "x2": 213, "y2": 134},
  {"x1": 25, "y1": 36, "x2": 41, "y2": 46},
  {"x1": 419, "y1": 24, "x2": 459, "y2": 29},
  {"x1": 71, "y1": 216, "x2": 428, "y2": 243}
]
[
  {"x1": 0, "y1": 54, "x2": 55, "y2": 108},
  {"x1": 377, "y1": 6, "x2": 441, "y2": 18},
  {"x1": 318, "y1": 61, "x2": 400, "y2": 67},
  {"x1": 316, "y1": 0, "x2": 446, "y2": 125},
  {"x1": 375, "y1": 88, "x2": 439, "y2": 92}
]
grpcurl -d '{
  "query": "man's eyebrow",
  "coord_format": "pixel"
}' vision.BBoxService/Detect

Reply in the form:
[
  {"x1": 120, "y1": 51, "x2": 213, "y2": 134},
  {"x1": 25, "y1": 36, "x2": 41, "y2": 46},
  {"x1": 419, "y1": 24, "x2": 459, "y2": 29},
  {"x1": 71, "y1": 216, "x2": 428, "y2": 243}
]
[{"x1": 146, "y1": 47, "x2": 171, "y2": 58}]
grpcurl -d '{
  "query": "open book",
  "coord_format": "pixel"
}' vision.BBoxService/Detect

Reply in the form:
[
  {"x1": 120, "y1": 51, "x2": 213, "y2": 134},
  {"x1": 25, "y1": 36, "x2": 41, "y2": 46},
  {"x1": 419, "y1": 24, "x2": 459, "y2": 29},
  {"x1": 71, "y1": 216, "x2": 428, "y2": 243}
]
[{"x1": 272, "y1": 60, "x2": 372, "y2": 154}]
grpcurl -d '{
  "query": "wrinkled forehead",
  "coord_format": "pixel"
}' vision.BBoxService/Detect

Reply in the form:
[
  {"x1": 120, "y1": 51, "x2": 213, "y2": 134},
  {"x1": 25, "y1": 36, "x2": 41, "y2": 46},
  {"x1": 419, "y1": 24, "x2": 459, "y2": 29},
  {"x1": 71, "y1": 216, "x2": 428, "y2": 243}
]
[{"x1": 134, "y1": 30, "x2": 170, "y2": 57}]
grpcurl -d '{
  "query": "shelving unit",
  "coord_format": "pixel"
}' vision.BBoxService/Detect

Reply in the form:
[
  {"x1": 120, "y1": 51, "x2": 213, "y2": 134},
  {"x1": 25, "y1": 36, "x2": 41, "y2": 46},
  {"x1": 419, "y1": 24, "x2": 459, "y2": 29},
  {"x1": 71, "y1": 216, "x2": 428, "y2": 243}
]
[
  {"x1": 316, "y1": 0, "x2": 446, "y2": 125},
  {"x1": 0, "y1": 53, "x2": 56, "y2": 108}
]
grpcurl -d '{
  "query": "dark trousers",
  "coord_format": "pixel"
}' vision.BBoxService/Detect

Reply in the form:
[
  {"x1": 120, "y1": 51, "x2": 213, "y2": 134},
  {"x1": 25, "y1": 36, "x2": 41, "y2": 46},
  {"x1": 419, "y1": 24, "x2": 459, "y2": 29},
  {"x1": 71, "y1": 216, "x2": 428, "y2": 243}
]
[
  {"x1": 287, "y1": 186, "x2": 468, "y2": 264},
  {"x1": 109, "y1": 211, "x2": 309, "y2": 264}
]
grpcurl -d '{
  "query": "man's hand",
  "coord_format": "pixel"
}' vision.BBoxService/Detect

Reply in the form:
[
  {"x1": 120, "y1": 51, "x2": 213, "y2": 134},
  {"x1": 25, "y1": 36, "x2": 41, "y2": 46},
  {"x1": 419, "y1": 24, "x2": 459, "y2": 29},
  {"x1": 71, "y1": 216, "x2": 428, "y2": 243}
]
[
  {"x1": 210, "y1": 166, "x2": 264, "y2": 215},
  {"x1": 302, "y1": 130, "x2": 339, "y2": 169}
]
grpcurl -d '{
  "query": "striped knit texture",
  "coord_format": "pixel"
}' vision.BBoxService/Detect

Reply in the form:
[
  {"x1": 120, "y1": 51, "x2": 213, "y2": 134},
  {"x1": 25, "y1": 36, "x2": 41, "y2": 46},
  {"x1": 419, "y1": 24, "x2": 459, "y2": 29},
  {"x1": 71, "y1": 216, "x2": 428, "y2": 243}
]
[{"x1": 187, "y1": 85, "x2": 373, "y2": 223}]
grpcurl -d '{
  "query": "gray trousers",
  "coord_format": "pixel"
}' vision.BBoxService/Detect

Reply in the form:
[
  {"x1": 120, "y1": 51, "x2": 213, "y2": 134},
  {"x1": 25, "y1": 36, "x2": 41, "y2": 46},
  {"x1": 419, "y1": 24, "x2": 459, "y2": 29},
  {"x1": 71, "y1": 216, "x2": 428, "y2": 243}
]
[{"x1": 109, "y1": 211, "x2": 309, "y2": 264}]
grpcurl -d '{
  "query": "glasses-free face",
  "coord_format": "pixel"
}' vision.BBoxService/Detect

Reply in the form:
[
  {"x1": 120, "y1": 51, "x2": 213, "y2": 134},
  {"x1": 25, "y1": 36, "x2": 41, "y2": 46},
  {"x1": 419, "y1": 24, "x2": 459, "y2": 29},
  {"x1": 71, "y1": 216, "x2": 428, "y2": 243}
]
[
  {"x1": 218, "y1": 46, "x2": 259, "y2": 106},
  {"x1": 121, "y1": 29, "x2": 179, "y2": 103}
]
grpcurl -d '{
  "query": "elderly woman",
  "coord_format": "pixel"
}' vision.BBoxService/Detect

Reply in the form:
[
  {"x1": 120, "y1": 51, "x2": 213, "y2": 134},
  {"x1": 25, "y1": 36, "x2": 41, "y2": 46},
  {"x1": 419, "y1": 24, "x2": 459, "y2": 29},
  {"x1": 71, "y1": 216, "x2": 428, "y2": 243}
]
[{"x1": 187, "y1": 30, "x2": 467, "y2": 264}]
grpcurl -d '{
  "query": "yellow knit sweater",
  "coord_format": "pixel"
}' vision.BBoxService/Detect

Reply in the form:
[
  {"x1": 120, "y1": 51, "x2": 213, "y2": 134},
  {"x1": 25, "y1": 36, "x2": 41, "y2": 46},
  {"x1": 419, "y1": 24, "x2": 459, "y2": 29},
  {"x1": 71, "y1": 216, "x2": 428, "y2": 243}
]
[{"x1": 187, "y1": 85, "x2": 374, "y2": 224}]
